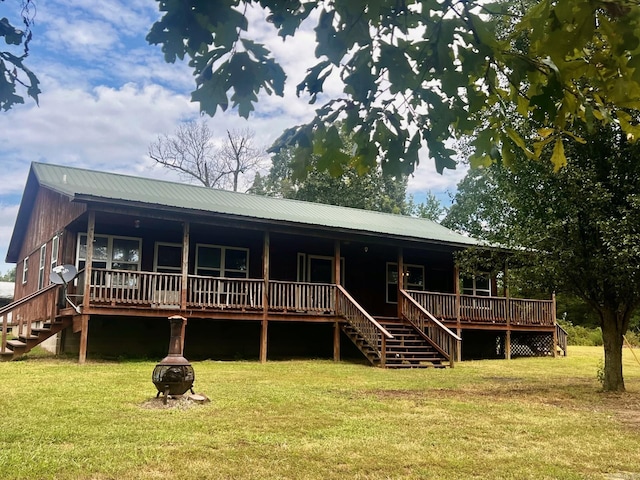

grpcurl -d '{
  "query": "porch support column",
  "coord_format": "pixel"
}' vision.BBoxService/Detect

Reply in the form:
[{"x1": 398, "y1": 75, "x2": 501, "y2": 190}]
[
  {"x1": 82, "y1": 211, "x2": 95, "y2": 311},
  {"x1": 260, "y1": 231, "x2": 270, "y2": 363},
  {"x1": 397, "y1": 248, "x2": 404, "y2": 319},
  {"x1": 180, "y1": 222, "x2": 190, "y2": 311},
  {"x1": 505, "y1": 261, "x2": 511, "y2": 360},
  {"x1": 78, "y1": 314, "x2": 89, "y2": 364},
  {"x1": 552, "y1": 292, "x2": 558, "y2": 358},
  {"x1": 79, "y1": 211, "x2": 95, "y2": 364},
  {"x1": 333, "y1": 240, "x2": 341, "y2": 361},
  {"x1": 454, "y1": 264, "x2": 462, "y2": 362}
]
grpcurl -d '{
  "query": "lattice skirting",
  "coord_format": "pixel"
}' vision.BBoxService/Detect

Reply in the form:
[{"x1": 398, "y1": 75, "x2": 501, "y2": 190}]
[{"x1": 510, "y1": 332, "x2": 554, "y2": 357}]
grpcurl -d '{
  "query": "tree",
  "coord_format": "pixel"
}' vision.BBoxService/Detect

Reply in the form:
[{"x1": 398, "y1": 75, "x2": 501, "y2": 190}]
[
  {"x1": 148, "y1": 120, "x2": 266, "y2": 192},
  {"x1": 147, "y1": 0, "x2": 640, "y2": 177},
  {"x1": 444, "y1": 123, "x2": 640, "y2": 392},
  {"x1": 406, "y1": 191, "x2": 447, "y2": 221},
  {"x1": 251, "y1": 144, "x2": 409, "y2": 214},
  {"x1": 0, "y1": 267, "x2": 15, "y2": 282},
  {"x1": 0, "y1": 0, "x2": 39, "y2": 110}
]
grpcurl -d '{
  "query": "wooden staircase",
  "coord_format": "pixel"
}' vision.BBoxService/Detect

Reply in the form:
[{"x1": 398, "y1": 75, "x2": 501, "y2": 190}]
[
  {"x1": 1, "y1": 316, "x2": 72, "y2": 361},
  {"x1": 1, "y1": 284, "x2": 72, "y2": 361},
  {"x1": 341, "y1": 318, "x2": 449, "y2": 368}
]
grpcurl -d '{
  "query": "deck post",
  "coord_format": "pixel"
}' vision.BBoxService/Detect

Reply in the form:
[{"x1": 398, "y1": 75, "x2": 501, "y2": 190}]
[
  {"x1": 333, "y1": 240, "x2": 341, "y2": 362},
  {"x1": 397, "y1": 248, "x2": 404, "y2": 319},
  {"x1": 82, "y1": 211, "x2": 95, "y2": 310},
  {"x1": 454, "y1": 265, "x2": 462, "y2": 362},
  {"x1": 180, "y1": 222, "x2": 190, "y2": 310},
  {"x1": 78, "y1": 314, "x2": 89, "y2": 364},
  {"x1": 260, "y1": 231, "x2": 270, "y2": 363},
  {"x1": 552, "y1": 292, "x2": 558, "y2": 357},
  {"x1": 505, "y1": 261, "x2": 511, "y2": 360},
  {"x1": 334, "y1": 240, "x2": 341, "y2": 286},
  {"x1": 505, "y1": 330, "x2": 511, "y2": 360}
]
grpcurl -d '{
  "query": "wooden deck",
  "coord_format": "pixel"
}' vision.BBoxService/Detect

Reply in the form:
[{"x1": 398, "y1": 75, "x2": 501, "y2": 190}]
[
  {"x1": 82, "y1": 269, "x2": 556, "y2": 329},
  {"x1": 2, "y1": 268, "x2": 562, "y2": 363}
]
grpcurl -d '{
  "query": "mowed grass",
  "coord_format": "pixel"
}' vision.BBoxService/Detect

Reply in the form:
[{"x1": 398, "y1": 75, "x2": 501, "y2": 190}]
[{"x1": 1, "y1": 346, "x2": 640, "y2": 480}]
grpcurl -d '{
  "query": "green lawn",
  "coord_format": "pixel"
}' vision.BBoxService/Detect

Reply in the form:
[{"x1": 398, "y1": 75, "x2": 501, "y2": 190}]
[{"x1": 1, "y1": 346, "x2": 639, "y2": 479}]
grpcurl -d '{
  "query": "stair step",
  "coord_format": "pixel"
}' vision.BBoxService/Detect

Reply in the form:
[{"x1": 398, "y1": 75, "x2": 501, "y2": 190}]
[{"x1": 6, "y1": 340, "x2": 27, "y2": 353}]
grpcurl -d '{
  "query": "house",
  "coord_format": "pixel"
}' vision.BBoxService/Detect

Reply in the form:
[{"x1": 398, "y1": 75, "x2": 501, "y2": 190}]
[{"x1": 1, "y1": 162, "x2": 566, "y2": 366}]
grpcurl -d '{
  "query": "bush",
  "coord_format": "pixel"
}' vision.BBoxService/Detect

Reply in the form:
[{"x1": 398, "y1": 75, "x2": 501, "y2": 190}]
[
  {"x1": 558, "y1": 320, "x2": 640, "y2": 347},
  {"x1": 558, "y1": 320, "x2": 602, "y2": 346}
]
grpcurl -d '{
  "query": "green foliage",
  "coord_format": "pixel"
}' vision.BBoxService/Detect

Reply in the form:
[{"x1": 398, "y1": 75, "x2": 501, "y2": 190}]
[
  {"x1": 405, "y1": 191, "x2": 447, "y2": 221},
  {"x1": 252, "y1": 143, "x2": 409, "y2": 214},
  {"x1": 0, "y1": 0, "x2": 39, "y2": 110},
  {"x1": 148, "y1": 0, "x2": 640, "y2": 177},
  {"x1": 0, "y1": 267, "x2": 15, "y2": 281},
  {"x1": 446, "y1": 121, "x2": 640, "y2": 390}
]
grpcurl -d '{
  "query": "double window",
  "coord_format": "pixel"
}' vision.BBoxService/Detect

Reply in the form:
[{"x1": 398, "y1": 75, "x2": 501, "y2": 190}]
[
  {"x1": 77, "y1": 234, "x2": 141, "y2": 271},
  {"x1": 386, "y1": 262, "x2": 424, "y2": 303},
  {"x1": 462, "y1": 275, "x2": 492, "y2": 296},
  {"x1": 195, "y1": 244, "x2": 249, "y2": 278}
]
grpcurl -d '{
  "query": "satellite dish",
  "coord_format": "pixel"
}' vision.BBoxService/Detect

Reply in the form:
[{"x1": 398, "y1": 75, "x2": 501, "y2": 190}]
[{"x1": 50, "y1": 264, "x2": 78, "y2": 285}]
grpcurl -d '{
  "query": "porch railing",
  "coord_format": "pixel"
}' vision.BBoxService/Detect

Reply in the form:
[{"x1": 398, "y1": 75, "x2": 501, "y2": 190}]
[
  {"x1": 188, "y1": 275, "x2": 263, "y2": 310},
  {"x1": 1, "y1": 284, "x2": 59, "y2": 354},
  {"x1": 336, "y1": 285, "x2": 393, "y2": 362},
  {"x1": 400, "y1": 289, "x2": 460, "y2": 365},
  {"x1": 405, "y1": 290, "x2": 555, "y2": 326},
  {"x1": 90, "y1": 269, "x2": 183, "y2": 307},
  {"x1": 269, "y1": 281, "x2": 335, "y2": 313}
]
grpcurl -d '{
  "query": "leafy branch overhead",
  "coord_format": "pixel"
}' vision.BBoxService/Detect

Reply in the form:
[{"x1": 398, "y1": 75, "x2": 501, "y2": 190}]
[
  {"x1": 147, "y1": 0, "x2": 640, "y2": 175},
  {"x1": 0, "y1": 0, "x2": 39, "y2": 111}
]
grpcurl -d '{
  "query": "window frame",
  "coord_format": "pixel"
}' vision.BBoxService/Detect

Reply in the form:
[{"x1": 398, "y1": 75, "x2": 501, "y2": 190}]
[
  {"x1": 462, "y1": 274, "x2": 493, "y2": 297},
  {"x1": 76, "y1": 234, "x2": 142, "y2": 272},
  {"x1": 22, "y1": 256, "x2": 29, "y2": 285},
  {"x1": 154, "y1": 242, "x2": 182, "y2": 274},
  {"x1": 386, "y1": 262, "x2": 425, "y2": 304},
  {"x1": 37, "y1": 244, "x2": 46, "y2": 289},
  {"x1": 51, "y1": 234, "x2": 60, "y2": 273},
  {"x1": 195, "y1": 244, "x2": 249, "y2": 279}
]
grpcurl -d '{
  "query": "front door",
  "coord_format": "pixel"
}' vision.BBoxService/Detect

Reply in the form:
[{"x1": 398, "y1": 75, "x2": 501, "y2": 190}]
[{"x1": 308, "y1": 255, "x2": 334, "y2": 284}]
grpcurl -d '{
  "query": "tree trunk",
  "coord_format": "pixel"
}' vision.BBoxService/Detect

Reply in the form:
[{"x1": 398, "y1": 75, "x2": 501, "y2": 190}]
[{"x1": 600, "y1": 308, "x2": 627, "y2": 392}]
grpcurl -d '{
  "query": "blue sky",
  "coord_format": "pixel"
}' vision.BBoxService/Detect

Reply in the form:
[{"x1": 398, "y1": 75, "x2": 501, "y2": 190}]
[{"x1": 0, "y1": 0, "x2": 467, "y2": 276}]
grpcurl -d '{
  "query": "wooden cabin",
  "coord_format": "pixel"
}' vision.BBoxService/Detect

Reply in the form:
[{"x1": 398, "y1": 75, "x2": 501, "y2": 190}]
[{"x1": 1, "y1": 162, "x2": 567, "y2": 367}]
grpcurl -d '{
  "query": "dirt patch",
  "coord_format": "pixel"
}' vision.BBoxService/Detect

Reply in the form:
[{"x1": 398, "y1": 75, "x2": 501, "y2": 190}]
[{"x1": 140, "y1": 394, "x2": 210, "y2": 410}]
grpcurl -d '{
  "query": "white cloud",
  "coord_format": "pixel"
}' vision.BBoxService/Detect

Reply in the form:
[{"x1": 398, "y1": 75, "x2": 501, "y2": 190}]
[{"x1": 0, "y1": 1, "x2": 470, "y2": 274}]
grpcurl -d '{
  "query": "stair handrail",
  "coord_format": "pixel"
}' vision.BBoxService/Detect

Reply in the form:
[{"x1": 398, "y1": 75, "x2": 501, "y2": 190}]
[
  {"x1": 1, "y1": 284, "x2": 59, "y2": 354},
  {"x1": 335, "y1": 285, "x2": 393, "y2": 362},
  {"x1": 400, "y1": 289, "x2": 461, "y2": 366},
  {"x1": 555, "y1": 322, "x2": 568, "y2": 356}
]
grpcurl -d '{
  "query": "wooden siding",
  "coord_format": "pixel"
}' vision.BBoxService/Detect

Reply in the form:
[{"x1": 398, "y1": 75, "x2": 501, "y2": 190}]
[{"x1": 15, "y1": 188, "x2": 85, "y2": 300}]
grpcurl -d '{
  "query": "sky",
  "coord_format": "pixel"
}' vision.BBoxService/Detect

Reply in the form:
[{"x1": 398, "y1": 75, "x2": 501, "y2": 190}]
[{"x1": 0, "y1": 0, "x2": 468, "y2": 276}]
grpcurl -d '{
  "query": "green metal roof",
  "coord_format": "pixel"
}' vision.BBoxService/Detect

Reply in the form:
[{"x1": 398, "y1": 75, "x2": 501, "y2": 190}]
[{"x1": 9, "y1": 162, "x2": 485, "y2": 261}]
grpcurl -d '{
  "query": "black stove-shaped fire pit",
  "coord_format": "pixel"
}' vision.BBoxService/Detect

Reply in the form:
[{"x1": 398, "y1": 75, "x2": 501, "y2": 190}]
[{"x1": 152, "y1": 315, "x2": 195, "y2": 403}]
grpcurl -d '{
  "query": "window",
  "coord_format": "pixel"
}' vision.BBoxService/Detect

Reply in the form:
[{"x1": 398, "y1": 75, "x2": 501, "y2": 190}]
[
  {"x1": 386, "y1": 262, "x2": 425, "y2": 303},
  {"x1": 154, "y1": 243, "x2": 182, "y2": 273},
  {"x1": 462, "y1": 275, "x2": 492, "y2": 296},
  {"x1": 296, "y1": 253, "x2": 345, "y2": 284},
  {"x1": 38, "y1": 244, "x2": 46, "y2": 289},
  {"x1": 77, "y1": 234, "x2": 141, "y2": 272},
  {"x1": 22, "y1": 256, "x2": 29, "y2": 284},
  {"x1": 51, "y1": 234, "x2": 59, "y2": 272},
  {"x1": 195, "y1": 244, "x2": 248, "y2": 278}
]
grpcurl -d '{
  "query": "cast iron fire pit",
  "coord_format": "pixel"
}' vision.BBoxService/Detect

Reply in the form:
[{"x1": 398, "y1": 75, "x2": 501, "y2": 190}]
[{"x1": 152, "y1": 315, "x2": 195, "y2": 403}]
